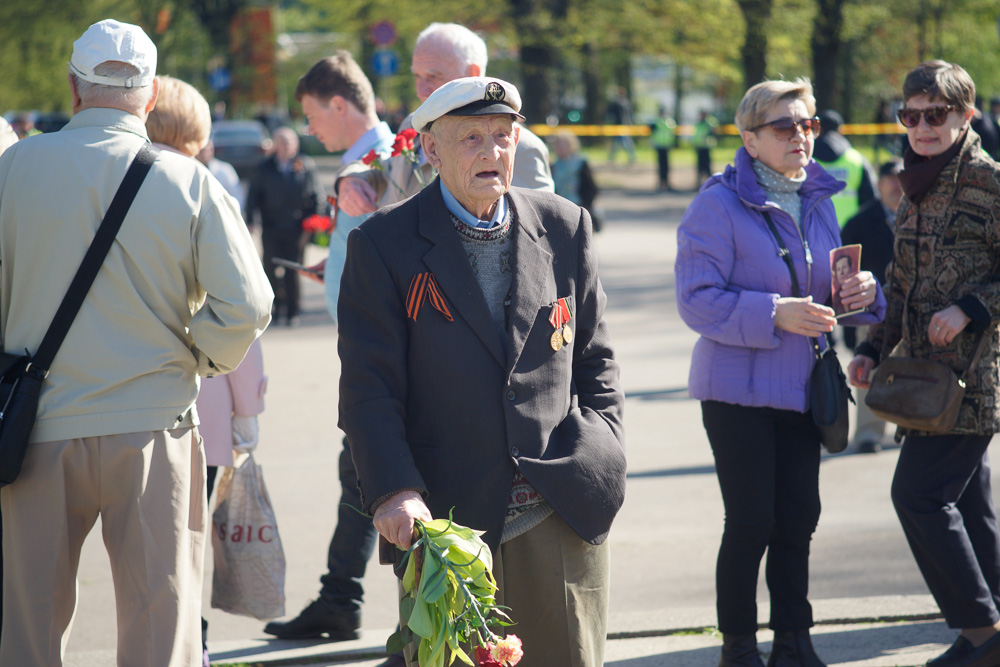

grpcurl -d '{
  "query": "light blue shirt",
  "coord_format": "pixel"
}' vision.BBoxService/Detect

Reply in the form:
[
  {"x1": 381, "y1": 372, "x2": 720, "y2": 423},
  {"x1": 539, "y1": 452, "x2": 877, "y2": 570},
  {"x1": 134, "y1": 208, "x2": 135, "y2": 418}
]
[
  {"x1": 341, "y1": 122, "x2": 394, "y2": 165},
  {"x1": 325, "y1": 125, "x2": 396, "y2": 323},
  {"x1": 440, "y1": 180, "x2": 507, "y2": 229}
]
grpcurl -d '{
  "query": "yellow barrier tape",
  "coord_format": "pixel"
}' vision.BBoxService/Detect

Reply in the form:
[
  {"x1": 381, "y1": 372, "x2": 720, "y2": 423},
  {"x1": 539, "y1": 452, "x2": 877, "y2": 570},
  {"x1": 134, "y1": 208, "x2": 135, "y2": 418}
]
[{"x1": 526, "y1": 123, "x2": 906, "y2": 137}]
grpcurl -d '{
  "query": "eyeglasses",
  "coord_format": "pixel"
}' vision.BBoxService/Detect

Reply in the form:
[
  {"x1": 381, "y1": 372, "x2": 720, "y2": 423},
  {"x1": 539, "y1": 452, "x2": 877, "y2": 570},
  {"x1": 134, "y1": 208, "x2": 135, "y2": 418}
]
[
  {"x1": 750, "y1": 116, "x2": 821, "y2": 140},
  {"x1": 896, "y1": 105, "x2": 957, "y2": 128}
]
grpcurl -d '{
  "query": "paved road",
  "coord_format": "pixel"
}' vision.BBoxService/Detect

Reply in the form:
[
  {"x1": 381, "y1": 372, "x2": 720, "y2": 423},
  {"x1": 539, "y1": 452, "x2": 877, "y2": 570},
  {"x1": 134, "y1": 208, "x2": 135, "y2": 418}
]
[{"x1": 61, "y1": 163, "x2": 981, "y2": 665}]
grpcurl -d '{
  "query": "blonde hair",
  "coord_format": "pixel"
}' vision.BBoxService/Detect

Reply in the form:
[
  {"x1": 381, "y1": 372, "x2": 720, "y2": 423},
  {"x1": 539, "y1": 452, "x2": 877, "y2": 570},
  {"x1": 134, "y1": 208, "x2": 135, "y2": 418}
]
[
  {"x1": 554, "y1": 129, "x2": 580, "y2": 154},
  {"x1": 735, "y1": 78, "x2": 816, "y2": 132},
  {"x1": 146, "y1": 75, "x2": 211, "y2": 157}
]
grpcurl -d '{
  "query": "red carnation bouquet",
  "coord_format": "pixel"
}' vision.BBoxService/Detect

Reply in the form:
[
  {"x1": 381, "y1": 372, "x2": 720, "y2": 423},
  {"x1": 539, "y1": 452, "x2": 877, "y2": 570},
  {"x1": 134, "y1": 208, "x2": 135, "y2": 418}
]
[{"x1": 361, "y1": 128, "x2": 426, "y2": 196}]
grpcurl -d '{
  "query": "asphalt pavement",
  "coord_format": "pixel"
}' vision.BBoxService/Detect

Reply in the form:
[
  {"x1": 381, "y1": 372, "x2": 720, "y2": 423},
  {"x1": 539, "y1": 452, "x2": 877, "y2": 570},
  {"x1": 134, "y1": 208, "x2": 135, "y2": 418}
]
[{"x1": 61, "y1": 162, "x2": 978, "y2": 666}]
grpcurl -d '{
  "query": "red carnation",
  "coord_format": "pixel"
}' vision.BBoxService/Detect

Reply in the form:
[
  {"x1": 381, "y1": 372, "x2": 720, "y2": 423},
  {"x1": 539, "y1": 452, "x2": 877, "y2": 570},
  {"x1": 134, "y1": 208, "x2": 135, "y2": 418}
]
[
  {"x1": 400, "y1": 128, "x2": 418, "y2": 142},
  {"x1": 362, "y1": 149, "x2": 379, "y2": 165},
  {"x1": 390, "y1": 135, "x2": 407, "y2": 158},
  {"x1": 475, "y1": 647, "x2": 503, "y2": 667},
  {"x1": 301, "y1": 214, "x2": 332, "y2": 233}
]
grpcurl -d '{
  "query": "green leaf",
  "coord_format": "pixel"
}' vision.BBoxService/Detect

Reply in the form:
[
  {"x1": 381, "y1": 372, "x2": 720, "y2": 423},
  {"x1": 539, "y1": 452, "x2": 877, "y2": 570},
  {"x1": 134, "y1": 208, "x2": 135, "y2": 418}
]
[
  {"x1": 408, "y1": 596, "x2": 434, "y2": 639},
  {"x1": 399, "y1": 595, "x2": 415, "y2": 623},
  {"x1": 386, "y1": 629, "x2": 407, "y2": 655}
]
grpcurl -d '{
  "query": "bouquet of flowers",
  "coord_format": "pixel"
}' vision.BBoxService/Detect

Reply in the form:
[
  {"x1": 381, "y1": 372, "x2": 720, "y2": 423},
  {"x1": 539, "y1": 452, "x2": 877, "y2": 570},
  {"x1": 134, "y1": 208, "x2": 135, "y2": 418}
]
[
  {"x1": 386, "y1": 513, "x2": 523, "y2": 667},
  {"x1": 362, "y1": 128, "x2": 426, "y2": 196}
]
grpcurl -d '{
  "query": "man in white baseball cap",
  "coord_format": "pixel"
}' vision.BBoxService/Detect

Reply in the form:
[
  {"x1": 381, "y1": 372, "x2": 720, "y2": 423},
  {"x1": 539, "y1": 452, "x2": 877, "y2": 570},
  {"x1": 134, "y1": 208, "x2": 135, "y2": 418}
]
[
  {"x1": 0, "y1": 19, "x2": 272, "y2": 667},
  {"x1": 69, "y1": 18, "x2": 157, "y2": 88},
  {"x1": 338, "y1": 76, "x2": 625, "y2": 667}
]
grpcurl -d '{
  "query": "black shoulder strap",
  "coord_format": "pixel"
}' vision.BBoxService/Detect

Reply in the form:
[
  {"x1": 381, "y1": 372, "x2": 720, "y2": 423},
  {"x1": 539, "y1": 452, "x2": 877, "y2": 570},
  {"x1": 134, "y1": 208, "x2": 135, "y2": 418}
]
[
  {"x1": 762, "y1": 211, "x2": 802, "y2": 298},
  {"x1": 763, "y1": 210, "x2": 831, "y2": 358},
  {"x1": 31, "y1": 144, "x2": 158, "y2": 373}
]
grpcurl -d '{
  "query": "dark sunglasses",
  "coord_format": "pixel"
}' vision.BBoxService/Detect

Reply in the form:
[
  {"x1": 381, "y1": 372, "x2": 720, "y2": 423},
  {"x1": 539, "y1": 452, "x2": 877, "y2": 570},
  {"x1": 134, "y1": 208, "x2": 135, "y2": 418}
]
[
  {"x1": 750, "y1": 116, "x2": 821, "y2": 140},
  {"x1": 896, "y1": 105, "x2": 957, "y2": 128}
]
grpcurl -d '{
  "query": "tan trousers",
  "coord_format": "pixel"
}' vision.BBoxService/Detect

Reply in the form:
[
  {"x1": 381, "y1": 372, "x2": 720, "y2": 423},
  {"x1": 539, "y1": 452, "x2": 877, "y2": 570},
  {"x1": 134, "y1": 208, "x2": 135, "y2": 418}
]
[
  {"x1": 1, "y1": 429, "x2": 206, "y2": 667},
  {"x1": 403, "y1": 512, "x2": 610, "y2": 667},
  {"x1": 851, "y1": 326, "x2": 888, "y2": 446}
]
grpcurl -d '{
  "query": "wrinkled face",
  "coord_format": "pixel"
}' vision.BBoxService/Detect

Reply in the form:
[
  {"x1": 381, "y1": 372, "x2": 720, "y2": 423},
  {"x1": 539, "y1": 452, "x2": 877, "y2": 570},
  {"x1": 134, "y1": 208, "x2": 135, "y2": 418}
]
[
  {"x1": 411, "y1": 39, "x2": 468, "y2": 103},
  {"x1": 423, "y1": 115, "x2": 519, "y2": 218},
  {"x1": 742, "y1": 97, "x2": 814, "y2": 178},
  {"x1": 835, "y1": 255, "x2": 853, "y2": 283},
  {"x1": 300, "y1": 94, "x2": 343, "y2": 152},
  {"x1": 903, "y1": 94, "x2": 972, "y2": 158}
]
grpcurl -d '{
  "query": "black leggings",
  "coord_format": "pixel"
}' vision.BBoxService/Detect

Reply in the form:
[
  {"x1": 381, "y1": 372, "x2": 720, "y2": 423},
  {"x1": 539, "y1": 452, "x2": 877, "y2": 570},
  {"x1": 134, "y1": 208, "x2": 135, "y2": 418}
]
[{"x1": 702, "y1": 400, "x2": 822, "y2": 634}]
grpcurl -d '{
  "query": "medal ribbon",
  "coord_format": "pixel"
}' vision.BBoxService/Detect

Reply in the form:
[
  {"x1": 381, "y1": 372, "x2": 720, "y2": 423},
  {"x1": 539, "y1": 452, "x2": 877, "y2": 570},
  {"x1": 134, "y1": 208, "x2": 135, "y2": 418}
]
[
  {"x1": 548, "y1": 298, "x2": 573, "y2": 330},
  {"x1": 406, "y1": 273, "x2": 454, "y2": 322}
]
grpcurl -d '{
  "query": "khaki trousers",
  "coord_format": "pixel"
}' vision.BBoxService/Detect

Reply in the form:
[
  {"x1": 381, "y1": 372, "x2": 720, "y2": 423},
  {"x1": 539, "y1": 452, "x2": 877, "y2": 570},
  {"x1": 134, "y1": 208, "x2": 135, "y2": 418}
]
[
  {"x1": 1, "y1": 429, "x2": 206, "y2": 666},
  {"x1": 851, "y1": 326, "x2": 888, "y2": 446},
  {"x1": 403, "y1": 512, "x2": 610, "y2": 667}
]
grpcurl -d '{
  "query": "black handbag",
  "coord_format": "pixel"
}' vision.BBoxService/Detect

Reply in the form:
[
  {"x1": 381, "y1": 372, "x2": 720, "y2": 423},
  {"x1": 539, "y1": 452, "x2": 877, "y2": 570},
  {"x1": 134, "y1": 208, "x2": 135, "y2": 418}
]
[
  {"x1": 763, "y1": 212, "x2": 853, "y2": 453},
  {"x1": 0, "y1": 144, "x2": 158, "y2": 486}
]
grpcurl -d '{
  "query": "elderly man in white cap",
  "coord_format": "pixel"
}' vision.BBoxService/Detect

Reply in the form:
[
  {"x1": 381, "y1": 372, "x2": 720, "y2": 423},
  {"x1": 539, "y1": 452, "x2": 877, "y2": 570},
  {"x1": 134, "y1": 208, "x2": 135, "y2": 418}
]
[
  {"x1": 338, "y1": 77, "x2": 625, "y2": 667},
  {"x1": 0, "y1": 19, "x2": 271, "y2": 666}
]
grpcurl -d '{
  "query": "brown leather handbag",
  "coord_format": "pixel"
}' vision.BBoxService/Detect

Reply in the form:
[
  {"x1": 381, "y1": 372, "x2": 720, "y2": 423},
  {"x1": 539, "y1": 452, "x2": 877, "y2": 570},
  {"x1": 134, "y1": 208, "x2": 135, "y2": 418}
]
[{"x1": 865, "y1": 333, "x2": 987, "y2": 433}]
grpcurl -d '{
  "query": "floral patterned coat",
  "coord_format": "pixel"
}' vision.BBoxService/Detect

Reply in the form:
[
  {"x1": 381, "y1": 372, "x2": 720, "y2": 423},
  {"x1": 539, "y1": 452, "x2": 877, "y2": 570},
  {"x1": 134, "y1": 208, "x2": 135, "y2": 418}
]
[{"x1": 862, "y1": 131, "x2": 1000, "y2": 435}]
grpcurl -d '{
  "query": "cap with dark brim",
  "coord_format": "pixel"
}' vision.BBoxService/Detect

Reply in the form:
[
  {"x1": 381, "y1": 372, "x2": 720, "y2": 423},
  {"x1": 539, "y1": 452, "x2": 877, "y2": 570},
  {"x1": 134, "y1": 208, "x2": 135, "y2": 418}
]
[{"x1": 447, "y1": 99, "x2": 526, "y2": 122}]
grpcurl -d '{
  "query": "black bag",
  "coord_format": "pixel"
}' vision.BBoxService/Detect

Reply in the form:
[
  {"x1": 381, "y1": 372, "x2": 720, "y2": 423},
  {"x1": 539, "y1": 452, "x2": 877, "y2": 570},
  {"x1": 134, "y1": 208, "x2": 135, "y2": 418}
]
[
  {"x1": 809, "y1": 339, "x2": 852, "y2": 453},
  {"x1": 762, "y1": 212, "x2": 853, "y2": 453},
  {"x1": 0, "y1": 144, "x2": 158, "y2": 486}
]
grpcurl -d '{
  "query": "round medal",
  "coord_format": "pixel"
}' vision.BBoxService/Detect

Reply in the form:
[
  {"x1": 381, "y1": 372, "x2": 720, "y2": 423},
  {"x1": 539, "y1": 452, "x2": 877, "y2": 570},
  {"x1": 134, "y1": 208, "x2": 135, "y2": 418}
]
[
  {"x1": 550, "y1": 329, "x2": 564, "y2": 351},
  {"x1": 561, "y1": 325, "x2": 573, "y2": 345}
]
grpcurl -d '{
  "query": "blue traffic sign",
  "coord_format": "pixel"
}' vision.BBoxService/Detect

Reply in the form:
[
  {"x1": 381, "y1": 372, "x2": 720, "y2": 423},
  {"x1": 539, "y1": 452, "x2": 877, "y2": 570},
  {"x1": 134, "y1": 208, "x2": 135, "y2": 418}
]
[
  {"x1": 371, "y1": 49, "x2": 399, "y2": 78},
  {"x1": 208, "y1": 67, "x2": 231, "y2": 91}
]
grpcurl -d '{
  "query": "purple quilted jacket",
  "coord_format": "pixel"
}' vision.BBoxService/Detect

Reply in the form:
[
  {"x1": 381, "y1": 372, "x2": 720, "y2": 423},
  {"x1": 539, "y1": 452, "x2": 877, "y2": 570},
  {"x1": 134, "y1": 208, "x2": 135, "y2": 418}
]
[{"x1": 675, "y1": 147, "x2": 885, "y2": 412}]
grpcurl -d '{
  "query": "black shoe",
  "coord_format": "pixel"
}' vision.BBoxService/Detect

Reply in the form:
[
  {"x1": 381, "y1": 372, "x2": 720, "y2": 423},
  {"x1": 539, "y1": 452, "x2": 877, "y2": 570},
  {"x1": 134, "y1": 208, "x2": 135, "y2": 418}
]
[
  {"x1": 262, "y1": 598, "x2": 360, "y2": 640},
  {"x1": 720, "y1": 634, "x2": 765, "y2": 667},
  {"x1": 767, "y1": 630, "x2": 826, "y2": 667},
  {"x1": 928, "y1": 633, "x2": 1000, "y2": 667},
  {"x1": 928, "y1": 637, "x2": 975, "y2": 666}
]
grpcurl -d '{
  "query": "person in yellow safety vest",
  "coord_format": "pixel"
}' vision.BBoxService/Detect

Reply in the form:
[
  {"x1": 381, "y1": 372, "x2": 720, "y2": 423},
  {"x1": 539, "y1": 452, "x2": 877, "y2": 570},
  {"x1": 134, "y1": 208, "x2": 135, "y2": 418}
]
[
  {"x1": 692, "y1": 111, "x2": 717, "y2": 186},
  {"x1": 649, "y1": 105, "x2": 676, "y2": 191},
  {"x1": 813, "y1": 109, "x2": 877, "y2": 228}
]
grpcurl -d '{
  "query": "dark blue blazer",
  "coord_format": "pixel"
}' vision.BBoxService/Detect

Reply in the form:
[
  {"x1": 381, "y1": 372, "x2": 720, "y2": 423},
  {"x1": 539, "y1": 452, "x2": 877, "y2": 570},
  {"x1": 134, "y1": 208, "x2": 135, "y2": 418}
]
[{"x1": 337, "y1": 178, "x2": 626, "y2": 553}]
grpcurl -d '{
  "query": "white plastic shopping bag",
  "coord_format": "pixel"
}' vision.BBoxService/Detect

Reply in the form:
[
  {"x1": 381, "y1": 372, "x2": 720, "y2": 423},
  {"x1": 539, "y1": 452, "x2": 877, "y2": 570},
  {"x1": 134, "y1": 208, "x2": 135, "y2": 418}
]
[{"x1": 211, "y1": 452, "x2": 286, "y2": 620}]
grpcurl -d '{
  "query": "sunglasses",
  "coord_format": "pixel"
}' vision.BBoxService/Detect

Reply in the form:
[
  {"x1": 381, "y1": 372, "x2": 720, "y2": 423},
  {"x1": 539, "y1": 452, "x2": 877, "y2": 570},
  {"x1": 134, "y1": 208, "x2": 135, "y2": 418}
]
[
  {"x1": 750, "y1": 116, "x2": 821, "y2": 140},
  {"x1": 896, "y1": 105, "x2": 957, "y2": 128}
]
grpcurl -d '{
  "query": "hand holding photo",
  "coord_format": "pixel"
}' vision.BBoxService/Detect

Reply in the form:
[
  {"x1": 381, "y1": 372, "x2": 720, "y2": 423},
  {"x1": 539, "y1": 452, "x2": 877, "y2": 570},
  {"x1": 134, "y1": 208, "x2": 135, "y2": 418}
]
[{"x1": 830, "y1": 245, "x2": 863, "y2": 318}]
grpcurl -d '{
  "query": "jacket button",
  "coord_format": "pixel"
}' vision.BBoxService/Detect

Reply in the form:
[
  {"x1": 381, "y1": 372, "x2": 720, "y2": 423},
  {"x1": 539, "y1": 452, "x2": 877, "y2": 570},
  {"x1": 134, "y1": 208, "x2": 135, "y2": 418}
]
[
  {"x1": 511, "y1": 446, "x2": 520, "y2": 457},
  {"x1": 506, "y1": 390, "x2": 516, "y2": 401}
]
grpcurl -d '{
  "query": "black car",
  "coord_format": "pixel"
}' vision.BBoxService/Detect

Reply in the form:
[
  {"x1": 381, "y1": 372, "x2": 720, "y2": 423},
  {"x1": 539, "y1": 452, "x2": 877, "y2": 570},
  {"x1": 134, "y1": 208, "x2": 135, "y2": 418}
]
[{"x1": 211, "y1": 120, "x2": 272, "y2": 180}]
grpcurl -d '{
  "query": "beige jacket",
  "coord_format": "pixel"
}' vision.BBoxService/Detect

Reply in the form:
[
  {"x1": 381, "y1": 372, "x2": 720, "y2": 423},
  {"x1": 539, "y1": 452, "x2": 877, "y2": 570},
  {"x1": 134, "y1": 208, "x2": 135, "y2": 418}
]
[
  {"x1": 0, "y1": 108, "x2": 273, "y2": 443},
  {"x1": 339, "y1": 116, "x2": 554, "y2": 208}
]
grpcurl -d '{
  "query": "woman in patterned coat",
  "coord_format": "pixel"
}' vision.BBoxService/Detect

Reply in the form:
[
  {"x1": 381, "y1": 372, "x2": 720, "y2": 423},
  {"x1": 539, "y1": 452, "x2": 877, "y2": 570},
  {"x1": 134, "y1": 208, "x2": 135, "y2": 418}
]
[{"x1": 849, "y1": 61, "x2": 1000, "y2": 667}]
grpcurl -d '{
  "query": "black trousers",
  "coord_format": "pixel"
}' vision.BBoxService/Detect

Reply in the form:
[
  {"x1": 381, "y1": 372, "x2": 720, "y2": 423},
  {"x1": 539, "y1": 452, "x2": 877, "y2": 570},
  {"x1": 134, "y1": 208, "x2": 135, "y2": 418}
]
[
  {"x1": 261, "y1": 233, "x2": 302, "y2": 320},
  {"x1": 892, "y1": 433, "x2": 1000, "y2": 628},
  {"x1": 318, "y1": 439, "x2": 377, "y2": 615},
  {"x1": 697, "y1": 147, "x2": 712, "y2": 180},
  {"x1": 702, "y1": 400, "x2": 822, "y2": 634},
  {"x1": 655, "y1": 148, "x2": 670, "y2": 188}
]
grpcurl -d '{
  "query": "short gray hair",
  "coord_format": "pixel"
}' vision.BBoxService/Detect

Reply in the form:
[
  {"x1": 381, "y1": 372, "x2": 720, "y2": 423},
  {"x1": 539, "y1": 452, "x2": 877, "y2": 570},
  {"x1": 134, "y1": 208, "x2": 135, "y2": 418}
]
[
  {"x1": 71, "y1": 61, "x2": 155, "y2": 111},
  {"x1": 735, "y1": 78, "x2": 816, "y2": 132},
  {"x1": 416, "y1": 23, "x2": 488, "y2": 73}
]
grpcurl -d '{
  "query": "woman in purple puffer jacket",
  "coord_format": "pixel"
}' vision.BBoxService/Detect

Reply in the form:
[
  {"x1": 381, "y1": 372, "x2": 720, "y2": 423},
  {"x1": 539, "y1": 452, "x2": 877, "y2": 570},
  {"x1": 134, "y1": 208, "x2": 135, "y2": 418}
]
[{"x1": 675, "y1": 78, "x2": 885, "y2": 667}]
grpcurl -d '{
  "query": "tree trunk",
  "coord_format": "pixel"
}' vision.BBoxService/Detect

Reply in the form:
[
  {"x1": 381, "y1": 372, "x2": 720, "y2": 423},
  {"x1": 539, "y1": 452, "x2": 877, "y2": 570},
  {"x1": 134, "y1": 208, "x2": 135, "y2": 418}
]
[
  {"x1": 811, "y1": 0, "x2": 846, "y2": 113},
  {"x1": 736, "y1": 0, "x2": 772, "y2": 90},
  {"x1": 508, "y1": 0, "x2": 568, "y2": 123},
  {"x1": 581, "y1": 41, "x2": 603, "y2": 124}
]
